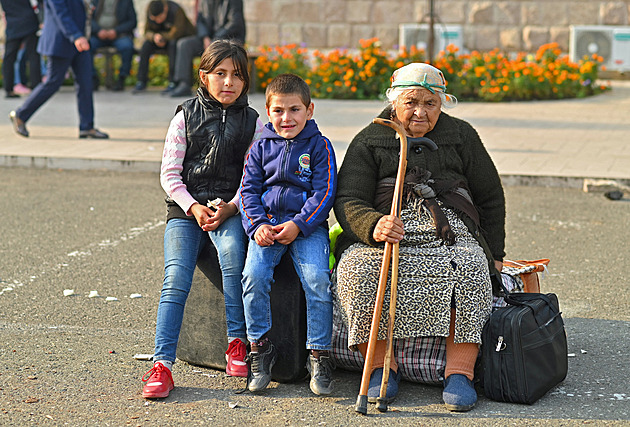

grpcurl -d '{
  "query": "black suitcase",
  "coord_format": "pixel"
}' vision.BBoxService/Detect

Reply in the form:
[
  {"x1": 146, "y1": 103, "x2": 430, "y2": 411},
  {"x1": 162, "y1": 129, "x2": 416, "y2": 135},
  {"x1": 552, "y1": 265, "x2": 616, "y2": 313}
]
[
  {"x1": 481, "y1": 291, "x2": 568, "y2": 404},
  {"x1": 176, "y1": 243, "x2": 309, "y2": 383}
]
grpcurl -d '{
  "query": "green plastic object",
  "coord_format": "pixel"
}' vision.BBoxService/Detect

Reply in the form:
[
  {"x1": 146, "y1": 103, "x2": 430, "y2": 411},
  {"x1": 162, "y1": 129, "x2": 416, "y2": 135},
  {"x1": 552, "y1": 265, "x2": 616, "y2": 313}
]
[{"x1": 328, "y1": 222, "x2": 343, "y2": 270}]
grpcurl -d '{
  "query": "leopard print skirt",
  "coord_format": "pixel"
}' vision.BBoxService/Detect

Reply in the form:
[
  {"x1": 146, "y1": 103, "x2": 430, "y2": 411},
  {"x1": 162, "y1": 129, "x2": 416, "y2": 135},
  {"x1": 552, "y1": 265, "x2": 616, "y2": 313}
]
[{"x1": 333, "y1": 201, "x2": 492, "y2": 348}]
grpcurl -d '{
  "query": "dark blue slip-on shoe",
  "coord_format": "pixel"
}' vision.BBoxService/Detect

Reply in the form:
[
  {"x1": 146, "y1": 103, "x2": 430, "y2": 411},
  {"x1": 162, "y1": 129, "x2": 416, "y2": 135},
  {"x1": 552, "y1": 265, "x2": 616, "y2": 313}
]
[
  {"x1": 367, "y1": 368, "x2": 402, "y2": 403},
  {"x1": 443, "y1": 374, "x2": 477, "y2": 412}
]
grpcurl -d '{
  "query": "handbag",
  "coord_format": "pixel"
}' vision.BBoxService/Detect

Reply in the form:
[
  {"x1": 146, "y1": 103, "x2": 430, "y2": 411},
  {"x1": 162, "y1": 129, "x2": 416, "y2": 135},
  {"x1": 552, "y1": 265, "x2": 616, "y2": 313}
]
[{"x1": 481, "y1": 288, "x2": 568, "y2": 404}]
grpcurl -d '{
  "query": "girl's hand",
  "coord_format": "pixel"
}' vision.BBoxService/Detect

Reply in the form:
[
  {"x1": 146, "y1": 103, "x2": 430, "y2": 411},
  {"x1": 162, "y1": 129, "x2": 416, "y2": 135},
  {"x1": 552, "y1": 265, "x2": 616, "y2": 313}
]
[
  {"x1": 373, "y1": 215, "x2": 405, "y2": 243},
  {"x1": 494, "y1": 260, "x2": 503, "y2": 273},
  {"x1": 201, "y1": 202, "x2": 238, "y2": 231},
  {"x1": 254, "y1": 224, "x2": 276, "y2": 247},
  {"x1": 189, "y1": 202, "x2": 216, "y2": 229},
  {"x1": 272, "y1": 221, "x2": 299, "y2": 245}
]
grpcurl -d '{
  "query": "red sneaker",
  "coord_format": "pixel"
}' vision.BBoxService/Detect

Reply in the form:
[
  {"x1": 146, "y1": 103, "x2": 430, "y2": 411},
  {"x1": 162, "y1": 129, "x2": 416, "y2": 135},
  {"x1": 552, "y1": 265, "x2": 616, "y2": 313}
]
[
  {"x1": 225, "y1": 338, "x2": 248, "y2": 377},
  {"x1": 142, "y1": 362, "x2": 174, "y2": 398}
]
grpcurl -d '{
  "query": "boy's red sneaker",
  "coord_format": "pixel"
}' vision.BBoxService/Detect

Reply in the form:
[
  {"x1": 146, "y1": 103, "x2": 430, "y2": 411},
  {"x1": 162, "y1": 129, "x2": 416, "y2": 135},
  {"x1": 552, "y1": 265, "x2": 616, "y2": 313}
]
[
  {"x1": 225, "y1": 338, "x2": 248, "y2": 377},
  {"x1": 142, "y1": 362, "x2": 174, "y2": 398}
]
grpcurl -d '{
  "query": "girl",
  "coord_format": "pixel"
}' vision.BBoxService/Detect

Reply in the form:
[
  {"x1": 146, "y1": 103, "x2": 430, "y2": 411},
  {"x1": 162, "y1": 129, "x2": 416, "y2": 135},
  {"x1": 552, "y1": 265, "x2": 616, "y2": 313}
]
[{"x1": 142, "y1": 39, "x2": 263, "y2": 399}]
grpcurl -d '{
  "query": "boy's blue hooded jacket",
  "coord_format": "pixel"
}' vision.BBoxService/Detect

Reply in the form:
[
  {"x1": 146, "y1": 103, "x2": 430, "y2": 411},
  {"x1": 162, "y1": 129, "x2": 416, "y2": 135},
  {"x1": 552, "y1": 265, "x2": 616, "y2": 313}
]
[{"x1": 240, "y1": 119, "x2": 337, "y2": 239}]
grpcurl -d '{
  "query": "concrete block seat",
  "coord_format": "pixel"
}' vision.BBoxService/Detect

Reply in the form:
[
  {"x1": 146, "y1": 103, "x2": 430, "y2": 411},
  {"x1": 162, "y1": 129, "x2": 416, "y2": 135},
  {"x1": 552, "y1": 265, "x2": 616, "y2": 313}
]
[{"x1": 177, "y1": 243, "x2": 309, "y2": 383}]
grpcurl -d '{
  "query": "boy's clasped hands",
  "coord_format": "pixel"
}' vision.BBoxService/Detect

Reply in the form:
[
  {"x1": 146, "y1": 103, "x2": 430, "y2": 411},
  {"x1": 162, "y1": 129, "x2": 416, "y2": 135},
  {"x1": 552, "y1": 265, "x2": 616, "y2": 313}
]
[{"x1": 254, "y1": 222, "x2": 300, "y2": 246}]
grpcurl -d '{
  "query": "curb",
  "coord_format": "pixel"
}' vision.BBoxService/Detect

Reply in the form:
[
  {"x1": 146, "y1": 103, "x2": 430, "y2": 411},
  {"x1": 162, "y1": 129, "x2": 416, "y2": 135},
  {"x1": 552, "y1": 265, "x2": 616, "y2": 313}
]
[
  {"x1": 4, "y1": 154, "x2": 630, "y2": 192},
  {"x1": 500, "y1": 174, "x2": 630, "y2": 190},
  {"x1": 0, "y1": 154, "x2": 160, "y2": 173}
]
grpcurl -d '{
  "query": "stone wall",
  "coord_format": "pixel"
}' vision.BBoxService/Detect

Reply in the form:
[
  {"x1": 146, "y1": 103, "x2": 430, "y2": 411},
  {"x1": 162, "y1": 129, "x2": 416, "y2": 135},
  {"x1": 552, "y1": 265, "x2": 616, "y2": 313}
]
[
  {"x1": 242, "y1": 0, "x2": 630, "y2": 53},
  {"x1": 133, "y1": 0, "x2": 630, "y2": 52},
  {"x1": 2, "y1": 0, "x2": 629, "y2": 53}
]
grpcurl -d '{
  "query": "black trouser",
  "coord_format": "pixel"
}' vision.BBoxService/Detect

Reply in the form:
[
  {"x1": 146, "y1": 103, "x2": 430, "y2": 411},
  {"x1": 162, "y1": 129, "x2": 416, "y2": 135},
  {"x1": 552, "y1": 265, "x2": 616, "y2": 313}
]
[
  {"x1": 173, "y1": 36, "x2": 204, "y2": 87},
  {"x1": 2, "y1": 32, "x2": 41, "y2": 93},
  {"x1": 136, "y1": 39, "x2": 177, "y2": 84}
]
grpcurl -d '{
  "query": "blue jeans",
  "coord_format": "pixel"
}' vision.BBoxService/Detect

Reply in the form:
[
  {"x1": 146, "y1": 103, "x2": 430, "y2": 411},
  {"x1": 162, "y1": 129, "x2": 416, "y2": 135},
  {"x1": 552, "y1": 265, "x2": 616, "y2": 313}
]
[
  {"x1": 242, "y1": 226, "x2": 333, "y2": 350},
  {"x1": 154, "y1": 216, "x2": 248, "y2": 363}
]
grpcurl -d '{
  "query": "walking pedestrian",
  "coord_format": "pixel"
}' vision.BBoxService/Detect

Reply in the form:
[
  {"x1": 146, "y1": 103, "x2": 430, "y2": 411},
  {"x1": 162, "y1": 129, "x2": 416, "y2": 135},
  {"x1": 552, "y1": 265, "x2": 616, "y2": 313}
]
[{"x1": 8, "y1": 0, "x2": 108, "y2": 139}]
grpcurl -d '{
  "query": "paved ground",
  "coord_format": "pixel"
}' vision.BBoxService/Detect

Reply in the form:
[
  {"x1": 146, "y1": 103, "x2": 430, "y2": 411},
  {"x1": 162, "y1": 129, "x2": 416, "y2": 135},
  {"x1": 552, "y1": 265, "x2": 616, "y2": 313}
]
[
  {"x1": 1, "y1": 81, "x2": 630, "y2": 186},
  {"x1": 1, "y1": 168, "x2": 629, "y2": 426}
]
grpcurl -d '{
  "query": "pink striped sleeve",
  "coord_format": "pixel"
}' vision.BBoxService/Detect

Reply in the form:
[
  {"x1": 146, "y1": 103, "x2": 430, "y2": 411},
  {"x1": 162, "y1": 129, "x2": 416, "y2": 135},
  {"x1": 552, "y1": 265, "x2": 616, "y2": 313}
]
[{"x1": 160, "y1": 111, "x2": 197, "y2": 216}]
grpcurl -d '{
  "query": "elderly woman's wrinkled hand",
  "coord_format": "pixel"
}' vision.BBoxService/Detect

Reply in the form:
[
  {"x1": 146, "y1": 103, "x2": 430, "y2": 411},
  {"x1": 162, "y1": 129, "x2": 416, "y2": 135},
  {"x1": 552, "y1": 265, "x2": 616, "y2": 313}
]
[{"x1": 373, "y1": 215, "x2": 405, "y2": 243}]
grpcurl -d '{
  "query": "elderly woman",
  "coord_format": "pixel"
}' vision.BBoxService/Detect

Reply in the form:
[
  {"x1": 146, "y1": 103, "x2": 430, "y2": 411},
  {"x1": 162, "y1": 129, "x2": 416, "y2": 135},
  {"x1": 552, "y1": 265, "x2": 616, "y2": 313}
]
[{"x1": 333, "y1": 63, "x2": 505, "y2": 411}]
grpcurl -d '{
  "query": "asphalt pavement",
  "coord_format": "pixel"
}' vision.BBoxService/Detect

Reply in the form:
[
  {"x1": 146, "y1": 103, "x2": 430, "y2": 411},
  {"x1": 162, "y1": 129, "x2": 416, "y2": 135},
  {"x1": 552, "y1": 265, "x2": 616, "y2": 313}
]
[{"x1": 0, "y1": 81, "x2": 629, "y2": 425}]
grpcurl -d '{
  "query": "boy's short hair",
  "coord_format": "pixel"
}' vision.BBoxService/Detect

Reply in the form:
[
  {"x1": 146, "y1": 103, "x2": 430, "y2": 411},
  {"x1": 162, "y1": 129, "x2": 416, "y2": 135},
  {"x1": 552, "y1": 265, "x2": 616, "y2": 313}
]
[
  {"x1": 265, "y1": 73, "x2": 311, "y2": 108},
  {"x1": 148, "y1": 0, "x2": 166, "y2": 16}
]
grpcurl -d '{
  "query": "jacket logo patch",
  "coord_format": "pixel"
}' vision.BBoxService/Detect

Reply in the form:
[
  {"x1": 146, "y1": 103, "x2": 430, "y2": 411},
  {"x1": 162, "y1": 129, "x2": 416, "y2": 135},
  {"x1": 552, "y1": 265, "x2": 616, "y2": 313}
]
[{"x1": 295, "y1": 153, "x2": 312, "y2": 182}]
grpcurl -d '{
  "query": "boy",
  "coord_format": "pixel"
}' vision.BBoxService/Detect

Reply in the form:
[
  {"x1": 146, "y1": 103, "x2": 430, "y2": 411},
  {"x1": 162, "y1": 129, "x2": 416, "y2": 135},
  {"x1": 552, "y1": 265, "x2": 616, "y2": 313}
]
[{"x1": 239, "y1": 73, "x2": 337, "y2": 395}]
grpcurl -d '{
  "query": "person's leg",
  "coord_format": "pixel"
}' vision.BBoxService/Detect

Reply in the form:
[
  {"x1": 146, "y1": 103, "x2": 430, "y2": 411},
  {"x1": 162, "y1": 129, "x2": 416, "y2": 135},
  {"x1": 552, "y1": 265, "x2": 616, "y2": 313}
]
[
  {"x1": 207, "y1": 215, "x2": 248, "y2": 340},
  {"x1": 113, "y1": 36, "x2": 135, "y2": 78},
  {"x1": 3, "y1": 38, "x2": 22, "y2": 96},
  {"x1": 136, "y1": 40, "x2": 156, "y2": 85},
  {"x1": 70, "y1": 50, "x2": 95, "y2": 132},
  {"x1": 171, "y1": 36, "x2": 203, "y2": 96},
  {"x1": 290, "y1": 227, "x2": 333, "y2": 351},
  {"x1": 208, "y1": 214, "x2": 249, "y2": 376},
  {"x1": 356, "y1": 339, "x2": 402, "y2": 402},
  {"x1": 16, "y1": 55, "x2": 70, "y2": 123},
  {"x1": 153, "y1": 218, "x2": 208, "y2": 363},
  {"x1": 356, "y1": 341, "x2": 398, "y2": 373},
  {"x1": 443, "y1": 307, "x2": 479, "y2": 412},
  {"x1": 165, "y1": 40, "x2": 177, "y2": 83},
  {"x1": 242, "y1": 241, "x2": 286, "y2": 342},
  {"x1": 444, "y1": 308, "x2": 478, "y2": 380},
  {"x1": 241, "y1": 240, "x2": 285, "y2": 391},
  {"x1": 357, "y1": 340, "x2": 402, "y2": 403},
  {"x1": 290, "y1": 227, "x2": 335, "y2": 395},
  {"x1": 16, "y1": 45, "x2": 26, "y2": 85},
  {"x1": 23, "y1": 33, "x2": 41, "y2": 87},
  {"x1": 89, "y1": 36, "x2": 105, "y2": 50},
  {"x1": 143, "y1": 218, "x2": 208, "y2": 398}
]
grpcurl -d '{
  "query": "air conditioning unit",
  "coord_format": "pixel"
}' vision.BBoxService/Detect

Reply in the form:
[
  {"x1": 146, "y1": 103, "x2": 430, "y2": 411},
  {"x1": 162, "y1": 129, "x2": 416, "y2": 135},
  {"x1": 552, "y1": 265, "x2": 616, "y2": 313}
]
[
  {"x1": 399, "y1": 24, "x2": 464, "y2": 53},
  {"x1": 569, "y1": 25, "x2": 630, "y2": 72}
]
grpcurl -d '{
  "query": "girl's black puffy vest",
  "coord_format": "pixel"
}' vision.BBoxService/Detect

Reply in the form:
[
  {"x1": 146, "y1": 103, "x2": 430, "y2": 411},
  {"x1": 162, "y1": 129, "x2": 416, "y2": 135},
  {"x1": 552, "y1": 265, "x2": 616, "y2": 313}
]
[{"x1": 167, "y1": 88, "x2": 258, "y2": 220}]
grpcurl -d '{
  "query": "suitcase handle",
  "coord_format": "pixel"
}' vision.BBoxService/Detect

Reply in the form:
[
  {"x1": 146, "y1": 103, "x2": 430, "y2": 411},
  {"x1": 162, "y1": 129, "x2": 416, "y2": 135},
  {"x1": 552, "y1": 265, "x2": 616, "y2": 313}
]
[{"x1": 504, "y1": 292, "x2": 561, "y2": 327}]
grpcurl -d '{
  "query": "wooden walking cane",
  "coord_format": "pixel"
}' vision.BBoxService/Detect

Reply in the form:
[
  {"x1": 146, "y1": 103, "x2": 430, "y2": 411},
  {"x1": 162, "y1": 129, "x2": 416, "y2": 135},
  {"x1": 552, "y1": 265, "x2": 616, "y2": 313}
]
[{"x1": 355, "y1": 118, "x2": 408, "y2": 415}]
